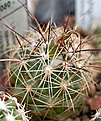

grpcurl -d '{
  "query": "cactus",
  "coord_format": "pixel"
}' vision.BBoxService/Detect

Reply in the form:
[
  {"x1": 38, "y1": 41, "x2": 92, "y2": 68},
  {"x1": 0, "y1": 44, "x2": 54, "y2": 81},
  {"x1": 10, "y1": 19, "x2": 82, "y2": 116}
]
[
  {"x1": 2, "y1": 19, "x2": 101, "y2": 121},
  {"x1": 0, "y1": 91, "x2": 30, "y2": 121},
  {"x1": 0, "y1": 1, "x2": 101, "y2": 120}
]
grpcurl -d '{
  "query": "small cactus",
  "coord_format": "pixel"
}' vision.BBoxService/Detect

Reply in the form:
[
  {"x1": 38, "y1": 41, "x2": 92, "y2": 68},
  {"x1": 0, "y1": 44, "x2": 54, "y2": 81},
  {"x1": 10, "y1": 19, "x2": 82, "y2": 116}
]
[
  {"x1": 90, "y1": 108, "x2": 101, "y2": 121},
  {"x1": 0, "y1": 91, "x2": 30, "y2": 121}
]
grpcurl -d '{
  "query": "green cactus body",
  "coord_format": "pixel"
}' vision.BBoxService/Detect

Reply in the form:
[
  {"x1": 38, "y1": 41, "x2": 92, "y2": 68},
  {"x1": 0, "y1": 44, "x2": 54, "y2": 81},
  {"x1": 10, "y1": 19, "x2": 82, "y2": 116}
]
[{"x1": 4, "y1": 21, "x2": 97, "y2": 120}]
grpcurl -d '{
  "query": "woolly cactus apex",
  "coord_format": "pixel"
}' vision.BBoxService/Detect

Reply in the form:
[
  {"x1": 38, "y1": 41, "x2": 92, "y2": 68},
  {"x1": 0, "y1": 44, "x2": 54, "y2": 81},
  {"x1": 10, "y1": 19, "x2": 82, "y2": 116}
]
[{"x1": 0, "y1": 91, "x2": 30, "y2": 121}]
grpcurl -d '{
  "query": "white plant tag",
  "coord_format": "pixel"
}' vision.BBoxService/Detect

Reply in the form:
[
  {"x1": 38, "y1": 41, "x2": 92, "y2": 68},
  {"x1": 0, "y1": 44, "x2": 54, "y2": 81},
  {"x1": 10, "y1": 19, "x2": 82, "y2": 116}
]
[{"x1": 0, "y1": 0, "x2": 29, "y2": 54}]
